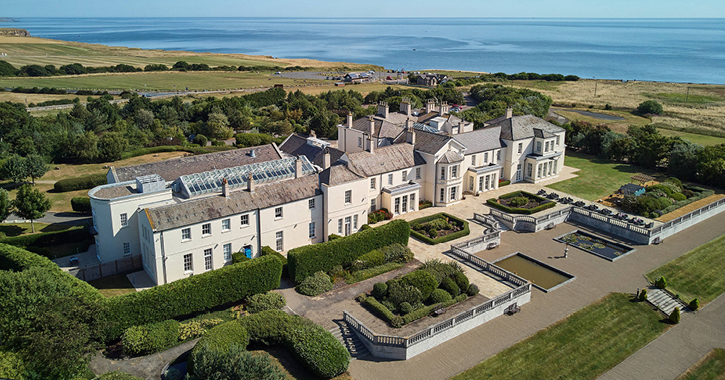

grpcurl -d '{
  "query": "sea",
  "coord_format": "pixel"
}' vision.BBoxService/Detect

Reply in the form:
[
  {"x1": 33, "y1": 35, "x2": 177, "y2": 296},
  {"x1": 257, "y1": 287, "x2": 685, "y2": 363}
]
[{"x1": 10, "y1": 18, "x2": 725, "y2": 84}]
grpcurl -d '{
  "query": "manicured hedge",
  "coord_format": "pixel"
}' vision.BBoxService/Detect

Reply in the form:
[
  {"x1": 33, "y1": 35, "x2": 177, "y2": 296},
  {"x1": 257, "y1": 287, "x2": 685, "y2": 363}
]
[
  {"x1": 104, "y1": 255, "x2": 282, "y2": 339},
  {"x1": 343, "y1": 262, "x2": 404, "y2": 285},
  {"x1": 0, "y1": 226, "x2": 90, "y2": 250},
  {"x1": 246, "y1": 292, "x2": 286, "y2": 314},
  {"x1": 288, "y1": 219, "x2": 410, "y2": 283},
  {"x1": 121, "y1": 319, "x2": 180, "y2": 356},
  {"x1": 401, "y1": 294, "x2": 466, "y2": 325},
  {"x1": 499, "y1": 180, "x2": 511, "y2": 187},
  {"x1": 239, "y1": 310, "x2": 350, "y2": 378},
  {"x1": 362, "y1": 295, "x2": 403, "y2": 327},
  {"x1": 487, "y1": 191, "x2": 556, "y2": 215},
  {"x1": 409, "y1": 213, "x2": 470, "y2": 245},
  {"x1": 71, "y1": 197, "x2": 92, "y2": 213},
  {"x1": 54, "y1": 173, "x2": 107, "y2": 192},
  {"x1": 188, "y1": 321, "x2": 250, "y2": 374},
  {"x1": 260, "y1": 245, "x2": 288, "y2": 278}
]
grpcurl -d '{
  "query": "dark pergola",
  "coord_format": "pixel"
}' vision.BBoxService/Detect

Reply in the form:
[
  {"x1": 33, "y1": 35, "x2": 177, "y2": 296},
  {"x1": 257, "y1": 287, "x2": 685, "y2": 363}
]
[{"x1": 630, "y1": 173, "x2": 656, "y2": 186}]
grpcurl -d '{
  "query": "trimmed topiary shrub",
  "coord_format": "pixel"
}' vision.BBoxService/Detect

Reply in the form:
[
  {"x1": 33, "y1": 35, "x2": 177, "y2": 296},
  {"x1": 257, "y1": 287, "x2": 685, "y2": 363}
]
[
  {"x1": 386, "y1": 280, "x2": 422, "y2": 307},
  {"x1": 54, "y1": 173, "x2": 107, "y2": 192},
  {"x1": 70, "y1": 197, "x2": 92, "y2": 213},
  {"x1": 671, "y1": 193, "x2": 687, "y2": 201},
  {"x1": 400, "y1": 270, "x2": 438, "y2": 300},
  {"x1": 429, "y1": 288, "x2": 452, "y2": 303},
  {"x1": 296, "y1": 271, "x2": 333, "y2": 296},
  {"x1": 259, "y1": 245, "x2": 288, "y2": 278},
  {"x1": 231, "y1": 251, "x2": 250, "y2": 264},
  {"x1": 669, "y1": 307, "x2": 681, "y2": 324},
  {"x1": 121, "y1": 320, "x2": 180, "y2": 356},
  {"x1": 452, "y1": 271, "x2": 469, "y2": 294},
  {"x1": 193, "y1": 134, "x2": 208, "y2": 146},
  {"x1": 440, "y1": 277, "x2": 460, "y2": 297},
  {"x1": 509, "y1": 196, "x2": 528, "y2": 207},
  {"x1": 655, "y1": 276, "x2": 667, "y2": 289},
  {"x1": 372, "y1": 282, "x2": 388, "y2": 299},
  {"x1": 639, "y1": 288, "x2": 648, "y2": 301},
  {"x1": 399, "y1": 302, "x2": 413, "y2": 315},
  {"x1": 689, "y1": 298, "x2": 700, "y2": 311},
  {"x1": 288, "y1": 220, "x2": 410, "y2": 283},
  {"x1": 466, "y1": 284, "x2": 480, "y2": 296},
  {"x1": 246, "y1": 292, "x2": 286, "y2": 314},
  {"x1": 361, "y1": 296, "x2": 403, "y2": 328}
]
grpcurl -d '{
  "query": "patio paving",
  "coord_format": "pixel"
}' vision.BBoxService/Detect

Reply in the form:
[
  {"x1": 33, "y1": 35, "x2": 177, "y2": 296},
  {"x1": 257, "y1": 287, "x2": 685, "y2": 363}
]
[{"x1": 348, "y1": 179, "x2": 725, "y2": 380}]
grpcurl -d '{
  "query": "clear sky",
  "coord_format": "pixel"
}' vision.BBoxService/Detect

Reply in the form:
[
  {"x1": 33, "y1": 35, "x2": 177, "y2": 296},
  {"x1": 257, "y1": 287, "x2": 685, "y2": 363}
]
[{"x1": 4, "y1": 0, "x2": 724, "y2": 18}]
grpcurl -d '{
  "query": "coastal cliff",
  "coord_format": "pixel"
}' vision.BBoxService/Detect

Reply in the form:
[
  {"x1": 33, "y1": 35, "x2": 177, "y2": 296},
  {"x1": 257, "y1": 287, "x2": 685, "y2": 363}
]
[{"x1": 0, "y1": 28, "x2": 30, "y2": 37}]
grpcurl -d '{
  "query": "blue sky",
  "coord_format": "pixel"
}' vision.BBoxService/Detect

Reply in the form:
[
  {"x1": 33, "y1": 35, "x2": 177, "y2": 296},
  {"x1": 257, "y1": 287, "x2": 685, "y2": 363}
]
[{"x1": 5, "y1": 0, "x2": 725, "y2": 18}]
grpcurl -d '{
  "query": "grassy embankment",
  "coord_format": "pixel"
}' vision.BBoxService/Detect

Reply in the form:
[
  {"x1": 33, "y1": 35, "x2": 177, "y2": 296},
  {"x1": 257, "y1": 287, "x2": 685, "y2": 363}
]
[
  {"x1": 452, "y1": 293, "x2": 667, "y2": 380},
  {"x1": 676, "y1": 348, "x2": 725, "y2": 380},
  {"x1": 648, "y1": 233, "x2": 725, "y2": 305}
]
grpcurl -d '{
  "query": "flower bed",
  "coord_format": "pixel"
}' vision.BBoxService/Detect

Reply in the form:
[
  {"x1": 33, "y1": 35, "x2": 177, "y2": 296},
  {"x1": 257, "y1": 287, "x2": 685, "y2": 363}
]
[
  {"x1": 358, "y1": 259, "x2": 479, "y2": 328},
  {"x1": 487, "y1": 191, "x2": 555, "y2": 214},
  {"x1": 410, "y1": 213, "x2": 470, "y2": 245},
  {"x1": 367, "y1": 208, "x2": 393, "y2": 224},
  {"x1": 419, "y1": 200, "x2": 433, "y2": 210}
]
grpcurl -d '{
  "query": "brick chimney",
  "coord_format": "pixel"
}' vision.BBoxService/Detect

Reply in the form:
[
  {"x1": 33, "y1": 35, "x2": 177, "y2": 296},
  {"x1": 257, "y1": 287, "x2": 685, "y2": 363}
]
[
  {"x1": 377, "y1": 102, "x2": 389, "y2": 119},
  {"x1": 347, "y1": 112, "x2": 353, "y2": 128},
  {"x1": 406, "y1": 119, "x2": 416, "y2": 145},
  {"x1": 506, "y1": 107, "x2": 513, "y2": 119},
  {"x1": 295, "y1": 156, "x2": 303, "y2": 178},
  {"x1": 439, "y1": 101, "x2": 449, "y2": 115},
  {"x1": 247, "y1": 174, "x2": 255, "y2": 193},
  {"x1": 222, "y1": 178, "x2": 230, "y2": 198},
  {"x1": 400, "y1": 99, "x2": 412, "y2": 116},
  {"x1": 323, "y1": 151, "x2": 331, "y2": 169},
  {"x1": 425, "y1": 99, "x2": 436, "y2": 114}
]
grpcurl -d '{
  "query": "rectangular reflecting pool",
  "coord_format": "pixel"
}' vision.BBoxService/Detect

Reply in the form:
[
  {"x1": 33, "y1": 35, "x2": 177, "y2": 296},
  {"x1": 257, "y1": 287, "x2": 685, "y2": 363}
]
[
  {"x1": 555, "y1": 230, "x2": 636, "y2": 261},
  {"x1": 493, "y1": 252, "x2": 575, "y2": 292}
]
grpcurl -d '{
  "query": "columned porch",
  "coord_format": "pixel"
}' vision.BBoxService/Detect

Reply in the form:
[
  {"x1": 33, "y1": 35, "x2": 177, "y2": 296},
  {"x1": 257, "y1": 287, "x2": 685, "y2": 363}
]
[
  {"x1": 382, "y1": 182, "x2": 422, "y2": 216},
  {"x1": 465, "y1": 163, "x2": 502, "y2": 194}
]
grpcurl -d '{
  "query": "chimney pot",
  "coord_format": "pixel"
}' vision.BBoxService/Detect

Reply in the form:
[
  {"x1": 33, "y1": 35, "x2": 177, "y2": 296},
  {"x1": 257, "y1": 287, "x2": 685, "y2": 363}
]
[
  {"x1": 377, "y1": 102, "x2": 389, "y2": 119},
  {"x1": 347, "y1": 112, "x2": 353, "y2": 128},
  {"x1": 506, "y1": 107, "x2": 513, "y2": 119},
  {"x1": 247, "y1": 175, "x2": 255, "y2": 193},
  {"x1": 323, "y1": 151, "x2": 331, "y2": 169},
  {"x1": 222, "y1": 178, "x2": 230, "y2": 198},
  {"x1": 295, "y1": 157, "x2": 303, "y2": 178}
]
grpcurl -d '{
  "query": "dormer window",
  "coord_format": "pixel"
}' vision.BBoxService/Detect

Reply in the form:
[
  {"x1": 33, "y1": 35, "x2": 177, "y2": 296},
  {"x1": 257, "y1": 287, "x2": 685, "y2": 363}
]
[{"x1": 536, "y1": 141, "x2": 542, "y2": 153}]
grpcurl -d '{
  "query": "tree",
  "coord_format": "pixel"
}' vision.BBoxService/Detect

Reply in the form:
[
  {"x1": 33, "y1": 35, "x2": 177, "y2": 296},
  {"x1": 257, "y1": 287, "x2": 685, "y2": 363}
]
[
  {"x1": 0, "y1": 60, "x2": 19, "y2": 77},
  {"x1": 669, "y1": 307, "x2": 681, "y2": 324},
  {"x1": 204, "y1": 110, "x2": 233, "y2": 139},
  {"x1": 0, "y1": 189, "x2": 11, "y2": 222},
  {"x1": 668, "y1": 140, "x2": 703, "y2": 181},
  {"x1": 25, "y1": 154, "x2": 49, "y2": 185},
  {"x1": 1, "y1": 154, "x2": 28, "y2": 184},
  {"x1": 637, "y1": 100, "x2": 663, "y2": 115},
  {"x1": 98, "y1": 132, "x2": 129, "y2": 162},
  {"x1": 12, "y1": 184, "x2": 51, "y2": 232}
]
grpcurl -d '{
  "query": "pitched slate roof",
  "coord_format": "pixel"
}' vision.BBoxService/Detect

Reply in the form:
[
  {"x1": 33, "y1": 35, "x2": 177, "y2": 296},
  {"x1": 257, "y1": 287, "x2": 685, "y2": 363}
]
[
  {"x1": 452, "y1": 126, "x2": 503, "y2": 154},
  {"x1": 485, "y1": 115, "x2": 564, "y2": 141},
  {"x1": 350, "y1": 116, "x2": 406, "y2": 139},
  {"x1": 346, "y1": 144, "x2": 425, "y2": 177},
  {"x1": 438, "y1": 150, "x2": 464, "y2": 164},
  {"x1": 113, "y1": 145, "x2": 281, "y2": 183},
  {"x1": 278, "y1": 134, "x2": 345, "y2": 167},
  {"x1": 319, "y1": 164, "x2": 365, "y2": 186},
  {"x1": 414, "y1": 130, "x2": 452, "y2": 155},
  {"x1": 146, "y1": 174, "x2": 320, "y2": 231}
]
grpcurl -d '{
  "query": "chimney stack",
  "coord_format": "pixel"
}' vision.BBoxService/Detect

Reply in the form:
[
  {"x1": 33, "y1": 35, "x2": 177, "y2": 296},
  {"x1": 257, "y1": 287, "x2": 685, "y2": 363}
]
[
  {"x1": 406, "y1": 119, "x2": 416, "y2": 145},
  {"x1": 295, "y1": 156, "x2": 303, "y2": 178},
  {"x1": 506, "y1": 107, "x2": 513, "y2": 119},
  {"x1": 247, "y1": 174, "x2": 255, "y2": 193},
  {"x1": 377, "y1": 102, "x2": 389, "y2": 119},
  {"x1": 368, "y1": 116, "x2": 375, "y2": 137},
  {"x1": 425, "y1": 99, "x2": 436, "y2": 114},
  {"x1": 222, "y1": 178, "x2": 230, "y2": 198},
  {"x1": 310, "y1": 130, "x2": 316, "y2": 138},
  {"x1": 400, "y1": 98, "x2": 412, "y2": 116},
  {"x1": 323, "y1": 150, "x2": 331, "y2": 169},
  {"x1": 439, "y1": 101, "x2": 449, "y2": 115},
  {"x1": 346, "y1": 112, "x2": 353, "y2": 128}
]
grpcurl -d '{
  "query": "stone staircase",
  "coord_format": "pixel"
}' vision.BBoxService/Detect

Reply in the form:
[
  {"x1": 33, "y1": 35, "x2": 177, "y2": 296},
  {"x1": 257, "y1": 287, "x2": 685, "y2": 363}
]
[
  {"x1": 647, "y1": 288, "x2": 688, "y2": 316},
  {"x1": 329, "y1": 321, "x2": 370, "y2": 360}
]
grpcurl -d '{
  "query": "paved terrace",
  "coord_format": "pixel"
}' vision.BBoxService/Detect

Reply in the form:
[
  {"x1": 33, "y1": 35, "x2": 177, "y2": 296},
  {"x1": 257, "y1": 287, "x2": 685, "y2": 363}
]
[{"x1": 347, "y1": 171, "x2": 725, "y2": 380}]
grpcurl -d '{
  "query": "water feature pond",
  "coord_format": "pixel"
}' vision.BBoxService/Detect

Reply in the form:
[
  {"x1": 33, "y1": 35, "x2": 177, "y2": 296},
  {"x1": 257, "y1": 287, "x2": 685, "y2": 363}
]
[
  {"x1": 493, "y1": 252, "x2": 575, "y2": 292},
  {"x1": 555, "y1": 230, "x2": 635, "y2": 261}
]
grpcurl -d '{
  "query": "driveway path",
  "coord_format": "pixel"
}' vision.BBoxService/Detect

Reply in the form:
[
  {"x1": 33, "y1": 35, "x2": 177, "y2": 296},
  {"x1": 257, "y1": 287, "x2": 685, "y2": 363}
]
[
  {"x1": 88, "y1": 338, "x2": 199, "y2": 380},
  {"x1": 599, "y1": 293, "x2": 725, "y2": 380},
  {"x1": 348, "y1": 180, "x2": 725, "y2": 380}
]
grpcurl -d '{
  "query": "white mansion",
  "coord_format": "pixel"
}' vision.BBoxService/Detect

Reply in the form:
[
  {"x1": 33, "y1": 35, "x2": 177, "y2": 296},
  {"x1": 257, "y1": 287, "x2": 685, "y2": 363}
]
[{"x1": 89, "y1": 101, "x2": 565, "y2": 285}]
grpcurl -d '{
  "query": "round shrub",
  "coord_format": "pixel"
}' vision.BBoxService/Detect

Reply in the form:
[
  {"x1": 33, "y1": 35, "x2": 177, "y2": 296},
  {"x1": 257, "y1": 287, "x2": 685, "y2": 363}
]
[
  {"x1": 386, "y1": 280, "x2": 422, "y2": 306},
  {"x1": 296, "y1": 271, "x2": 333, "y2": 296},
  {"x1": 452, "y1": 271, "x2": 469, "y2": 293},
  {"x1": 193, "y1": 134, "x2": 208, "y2": 146},
  {"x1": 188, "y1": 343, "x2": 284, "y2": 380},
  {"x1": 639, "y1": 288, "x2": 648, "y2": 301},
  {"x1": 466, "y1": 284, "x2": 480, "y2": 297},
  {"x1": 400, "y1": 270, "x2": 438, "y2": 300},
  {"x1": 372, "y1": 282, "x2": 388, "y2": 299},
  {"x1": 246, "y1": 292, "x2": 286, "y2": 314},
  {"x1": 669, "y1": 307, "x2": 681, "y2": 324},
  {"x1": 637, "y1": 100, "x2": 663, "y2": 115},
  {"x1": 672, "y1": 192, "x2": 687, "y2": 201},
  {"x1": 122, "y1": 320, "x2": 180, "y2": 357},
  {"x1": 689, "y1": 298, "x2": 700, "y2": 311},
  {"x1": 509, "y1": 196, "x2": 529, "y2": 207},
  {"x1": 665, "y1": 177, "x2": 683, "y2": 189},
  {"x1": 440, "y1": 277, "x2": 460, "y2": 297},
  {"x1": 399, "y1": 302, "x2": 413, "y2": 315},
  {"x1": 655, "y1": 276, "x2": 668, "y2": 289},
  {"x1": 429, "y1": 288, "x2": 452, "y2": 304}
]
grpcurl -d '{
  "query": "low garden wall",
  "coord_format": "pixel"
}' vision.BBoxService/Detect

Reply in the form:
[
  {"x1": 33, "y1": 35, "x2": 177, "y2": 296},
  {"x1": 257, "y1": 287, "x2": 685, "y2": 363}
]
[{"x1": 490, "y1": 208, "x2": 571, "y2": 233}]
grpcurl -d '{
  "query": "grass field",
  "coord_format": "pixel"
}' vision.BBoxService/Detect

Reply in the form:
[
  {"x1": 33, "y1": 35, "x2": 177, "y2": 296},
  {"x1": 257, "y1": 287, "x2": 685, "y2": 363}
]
[
  {"x1": 551, "y1": 107, "x2": 651, "y2": 133},
  {"x1": 657, "y1": 128, "x2": 725, "y2": 146},
  {"x1": 88, "y1": 274, "x2": 136, "y2": 297},
  {"x1": 676, "y1": 348, "x2": 725, "y2": 380},
  {"x1": 3, "y1": 182, "x2": 90, "y2": 213},
  {"x1": 548, "y1": 152, "x2": 661, "y2": 201},
  {"x1": 648, "y1": 233, "x2": 725, "y2": 304},
  {"x1": 452, "y1": 293, "x2": 667, "y2": 380},
  {"x1": 0, "y1": 222, "x2": 71, "y2": 237},
  {"x1": 0, "y1": 92, "x2": 110, "y2": 105}
]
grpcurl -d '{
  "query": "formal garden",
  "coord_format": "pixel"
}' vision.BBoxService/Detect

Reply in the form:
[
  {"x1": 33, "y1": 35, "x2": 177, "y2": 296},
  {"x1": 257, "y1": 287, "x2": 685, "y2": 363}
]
[
  {"x1": 618, "y1": 177, "x2": 714, "y2": 218},
  {"x1": 288, "y1": 220, "x2": 412, "y2": 297},
  {"x1": 487, "y1": 191, "x2": 556, "y2": 214},
  {"x1": 409, "y1": 213, "x2": 470, "y2": 244},
  {"x1": 357, "y1": 259, "x2": 479, "y2": 328}
]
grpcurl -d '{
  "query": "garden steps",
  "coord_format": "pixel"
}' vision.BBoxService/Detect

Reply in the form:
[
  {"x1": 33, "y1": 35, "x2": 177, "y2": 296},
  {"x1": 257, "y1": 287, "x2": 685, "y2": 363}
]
[
  {"x1": 647, "y1": 288, "x2": 688, "y2": 316},
  {"x1": 329, "y1": 321, "x2": 370, "y2": 360}
]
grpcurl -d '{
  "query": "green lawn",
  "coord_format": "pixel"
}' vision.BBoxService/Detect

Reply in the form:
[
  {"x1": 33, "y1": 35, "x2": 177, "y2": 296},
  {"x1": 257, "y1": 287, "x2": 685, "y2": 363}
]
[
  {"x1": 648, "y1": 233, "x2": 725, "y2": 304},
  {"x1": 657, "y1": 128, "x2": 725, "y2": 146},
  {"x1": 548, "y1": 152, "x2": 661, "y2": 200},
  {"x1": 0, "y1": 222, "x2": 72, "y2": 237},
  {"x1": 677, "y1": 348, "x2": 725, "y2": 380},
  {"x1": 88, "y1": 274, "x2": 136, "y2": 297},
  {"x1": 645, "y1": 92, "x2": 723, "y2": 105},
  {"x1": 452, "y1": 293, "x2": 667, "y2": 380}
]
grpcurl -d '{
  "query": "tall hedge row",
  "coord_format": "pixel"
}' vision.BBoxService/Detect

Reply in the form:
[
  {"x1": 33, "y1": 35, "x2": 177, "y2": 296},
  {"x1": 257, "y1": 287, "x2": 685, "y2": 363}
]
[
  {"x1": 0, "y1": 227, "x2": 90, "y2": 249},
  {"x1": 54, "y1": 173, "x2": 107, "y2": 192},
  {"x1": 105, "y1": 255, "x2": 282, "y2": 339},
  {"x1": 71, "y1": 197, "x2": 92, "y2": 213},
  {"x1": 287, "y1": 219, "x2": 410, "y2": 283}
]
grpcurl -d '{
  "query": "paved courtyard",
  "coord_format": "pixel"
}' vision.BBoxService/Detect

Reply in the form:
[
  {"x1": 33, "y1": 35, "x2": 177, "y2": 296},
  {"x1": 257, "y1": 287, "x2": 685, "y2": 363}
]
[{"x1": 345, "y1": 175, "x2": 725, "y2": 380}]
